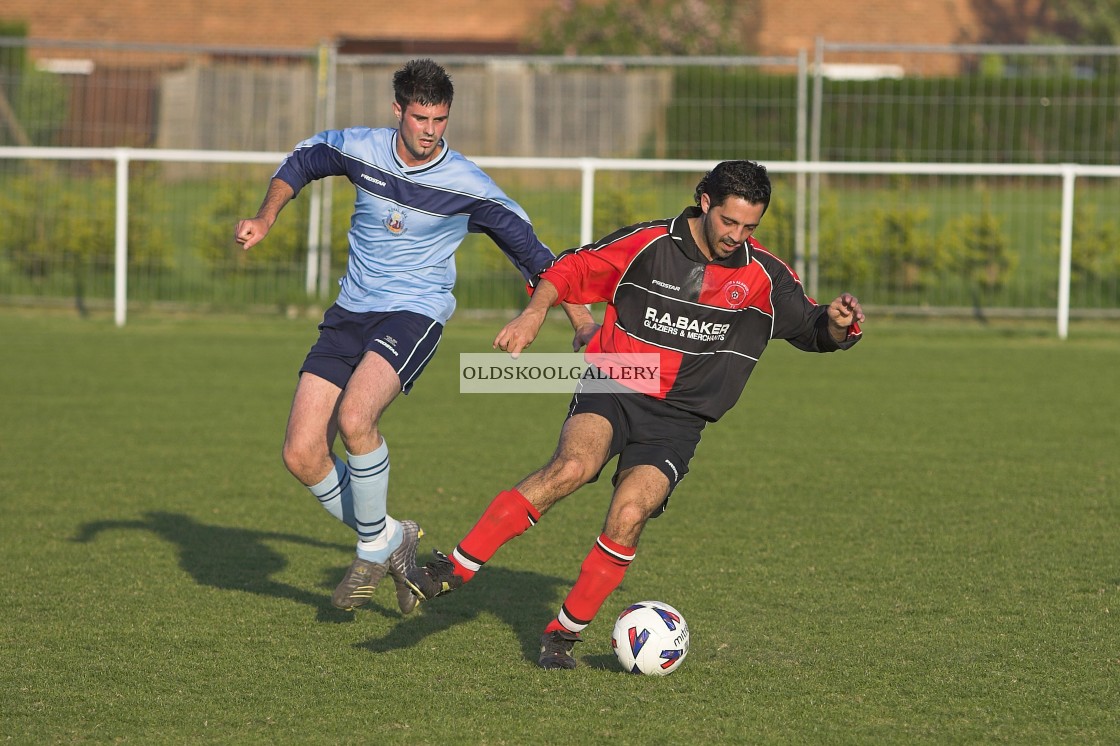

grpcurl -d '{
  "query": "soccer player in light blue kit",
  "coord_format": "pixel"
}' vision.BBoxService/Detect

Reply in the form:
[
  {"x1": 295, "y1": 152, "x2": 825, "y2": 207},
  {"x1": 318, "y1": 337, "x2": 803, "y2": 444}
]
[{"x1": 235, "y1": 59, "x2": 596, "y2": 614}]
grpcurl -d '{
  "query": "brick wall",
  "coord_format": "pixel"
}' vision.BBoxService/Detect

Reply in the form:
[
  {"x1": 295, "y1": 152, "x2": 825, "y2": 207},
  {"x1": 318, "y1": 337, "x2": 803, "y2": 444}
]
[
  {"x1": 749, "y1": 0, "x2": 967, "y2": 56},
  {"x1": 1, "y1": 0, "x2": 556, "y2": 50},
  {"x1": 4, "y1": 0, "x2": 1048, "y2": 57},
  {"x1": 747, "y1": 0, "x2": 1047, "y2": 60},
  {"x1": 3, "y1": 0, "x2": 1050, "y2": 74}
]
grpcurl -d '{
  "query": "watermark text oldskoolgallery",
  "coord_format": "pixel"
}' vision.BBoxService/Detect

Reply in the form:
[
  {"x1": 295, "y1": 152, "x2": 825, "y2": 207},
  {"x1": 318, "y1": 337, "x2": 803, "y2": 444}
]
[{"x1": 459, "y1": 353, "x2": 660, "y2": 394}]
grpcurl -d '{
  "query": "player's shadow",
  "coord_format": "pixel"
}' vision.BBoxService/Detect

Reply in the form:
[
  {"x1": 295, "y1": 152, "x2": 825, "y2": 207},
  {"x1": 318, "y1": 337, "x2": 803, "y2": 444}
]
[
  {"x1": 71, "y1": 510, "x2": 365, "y2": 622},
  {"x1": 357, "y1": 565, "x2": 575, "y2": 665},
  {"x1": 71, "y1": 511, "x2": 590, "y2": 658}
]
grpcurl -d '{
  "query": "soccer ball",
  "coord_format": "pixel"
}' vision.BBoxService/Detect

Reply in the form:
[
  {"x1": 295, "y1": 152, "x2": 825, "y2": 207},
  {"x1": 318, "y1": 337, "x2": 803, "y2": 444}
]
[{"x1": 611, "y1": 600, "x2": 689, "y2": 675}]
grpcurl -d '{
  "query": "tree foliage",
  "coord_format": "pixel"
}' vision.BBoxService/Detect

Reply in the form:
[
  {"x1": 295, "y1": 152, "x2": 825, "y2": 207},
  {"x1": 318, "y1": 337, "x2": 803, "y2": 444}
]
[
  {"x1": 1054, "y1": 203, "x2": 1120, "y2": 286},
  {"x1": 1036, "y1": 0, "x2": 1120, "y2": 45},
  {"x1": 937, "y1": 195, "x2": 1017, "y2": 300},
  {"x1": 531, "y1": 0, "x2": 749, "y2": 56},
  {"x1": 0, "y1": 164, "x2": 167, "y2": 274},
  {"x1": 1, "y1": 20, "x2": 68, "y2": 146}
]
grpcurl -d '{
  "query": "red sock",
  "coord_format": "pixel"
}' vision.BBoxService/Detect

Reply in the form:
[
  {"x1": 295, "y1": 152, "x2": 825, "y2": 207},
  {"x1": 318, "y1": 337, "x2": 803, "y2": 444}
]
[
  {"x1": 545, "y1": 534, "x2": 635, "y2": 635},
  {"x1": 450, "y1": 489, "x2": 541, "y2": 581}
]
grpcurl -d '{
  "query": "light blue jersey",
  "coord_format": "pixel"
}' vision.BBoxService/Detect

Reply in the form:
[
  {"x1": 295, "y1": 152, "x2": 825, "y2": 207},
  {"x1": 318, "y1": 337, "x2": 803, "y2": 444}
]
[{"x1": 274, "y1": 127, "x2": 553, "y2": 323}]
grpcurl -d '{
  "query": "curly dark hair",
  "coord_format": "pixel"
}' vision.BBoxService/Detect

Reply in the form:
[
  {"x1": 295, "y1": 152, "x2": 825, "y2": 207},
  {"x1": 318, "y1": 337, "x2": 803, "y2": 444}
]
[
  {"x1": 693, "y1": 160, "x2": 771, "y2": 213},
  {"x1": 393, "y1": 59, "x2": 454, "y2": 110}
]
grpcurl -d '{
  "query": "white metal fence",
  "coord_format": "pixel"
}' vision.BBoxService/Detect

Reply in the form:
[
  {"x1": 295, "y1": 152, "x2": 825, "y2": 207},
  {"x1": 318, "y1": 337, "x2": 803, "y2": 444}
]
[{"x1": 1, "y1": 145, "x2": 1117, "y2": 338}]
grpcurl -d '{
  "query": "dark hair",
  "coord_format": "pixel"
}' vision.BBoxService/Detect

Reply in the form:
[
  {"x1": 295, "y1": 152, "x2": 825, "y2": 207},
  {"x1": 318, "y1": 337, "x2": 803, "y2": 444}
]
[
  {"x1": 393, "y1": 58, "x2": 454, "y2": 110},
  {"x1": 694, "y1": 160, "x2": 771, "y2": 213}
]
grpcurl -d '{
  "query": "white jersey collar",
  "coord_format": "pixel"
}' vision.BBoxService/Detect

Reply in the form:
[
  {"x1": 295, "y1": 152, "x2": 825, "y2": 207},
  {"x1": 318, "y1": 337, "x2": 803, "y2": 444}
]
[{"x1": 392, "y1": 132, "x2": 451, "y2": 175}]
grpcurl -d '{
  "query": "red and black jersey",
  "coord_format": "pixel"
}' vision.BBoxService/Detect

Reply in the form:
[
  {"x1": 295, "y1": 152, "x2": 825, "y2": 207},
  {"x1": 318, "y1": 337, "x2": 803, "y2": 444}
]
[{"x1": 538, "y1": 206, "x2": 862, "y2": 422}]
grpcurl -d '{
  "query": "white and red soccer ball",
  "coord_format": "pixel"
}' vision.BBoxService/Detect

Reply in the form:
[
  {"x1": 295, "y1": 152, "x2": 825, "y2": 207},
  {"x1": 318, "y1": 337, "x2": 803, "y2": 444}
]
[{"x1": 611, "y1": 600, "x2": 689, "y2": 675}]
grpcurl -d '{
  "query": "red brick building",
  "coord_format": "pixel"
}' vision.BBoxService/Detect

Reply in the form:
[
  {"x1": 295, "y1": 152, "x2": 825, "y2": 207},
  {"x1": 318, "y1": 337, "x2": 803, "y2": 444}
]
[
  {"x1": 745, "y1": 0, "x2": 1048, "y2": 57},
  {"x1": 0, "y1": 0, "x2": 551, "y2": 51},
  {"x1": 3, "y1": 0, "x2": 1049, "y2": 61}
]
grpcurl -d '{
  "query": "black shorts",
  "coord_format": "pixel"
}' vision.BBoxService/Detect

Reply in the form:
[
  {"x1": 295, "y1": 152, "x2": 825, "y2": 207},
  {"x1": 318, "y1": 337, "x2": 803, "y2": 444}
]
[
  {"x1": 299, "y1": 305, "x2": 443, "y2": 393},
  {"x1": 567, "y1": 389, "x2": 706, "y2": 516}
]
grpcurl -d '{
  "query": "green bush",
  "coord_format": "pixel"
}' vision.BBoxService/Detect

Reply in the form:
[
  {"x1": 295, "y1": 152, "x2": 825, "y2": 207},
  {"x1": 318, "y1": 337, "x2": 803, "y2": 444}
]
[
  {"x1": 195, "y1": 171, "x2": 312, "y2": 272},
  {"x1": 0, "y1": 164, "x2": 166, "y2": 275},
  {"x1": 661, "y1": 68, "x2": 800, "y2": 161},
  {"x1": 1039, "y1": 200, "x2": 1120, "y2": 308},
  {"x1": 937, "y1": 194, "x2": 1016, "y2": 308},
  {"x1": 826, "y1": 204, "x2": 938, "y2": 294},
  {"x1": 592, "y1": 180, "x2": 658, "y2": 240},
  {"x1": 1062, "y1": 203, "x2": 1120, "y2": 286},
  {"x1": 663, "y1": 68, "x2": 1120, "y2": 164},
  {"x1": 195, "y1": 173, "x2": 360, "y2": 284}
]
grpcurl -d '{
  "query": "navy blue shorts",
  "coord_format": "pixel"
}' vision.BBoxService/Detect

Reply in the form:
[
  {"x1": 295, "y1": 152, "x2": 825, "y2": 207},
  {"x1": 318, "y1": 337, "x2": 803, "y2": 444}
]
[
  {"x1": 567, "y1": 389, "x2": 706, "y2": 516},
  {"x1": 299, "y1": 305, "x2": 443, "y2": 393}
]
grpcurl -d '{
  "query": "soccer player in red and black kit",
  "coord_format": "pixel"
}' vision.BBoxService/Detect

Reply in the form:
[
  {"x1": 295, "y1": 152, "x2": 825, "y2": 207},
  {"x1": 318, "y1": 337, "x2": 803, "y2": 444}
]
[{"x1": 405, "y1": 160, "x2": 865, "y2": 669}]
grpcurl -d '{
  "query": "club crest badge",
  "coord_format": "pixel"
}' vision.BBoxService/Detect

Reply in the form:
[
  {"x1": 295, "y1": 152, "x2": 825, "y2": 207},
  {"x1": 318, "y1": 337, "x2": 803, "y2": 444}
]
[
  {"x1": 383, "y1": 209, "x2": 408, "y2": 236},
  {"x1": 723, "y1": 280, "x2": 749, "y2": 308}
]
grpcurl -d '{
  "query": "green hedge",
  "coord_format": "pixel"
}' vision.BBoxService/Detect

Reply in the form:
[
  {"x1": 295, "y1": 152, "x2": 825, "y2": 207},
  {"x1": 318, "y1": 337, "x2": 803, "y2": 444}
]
[
  {"x1": 660, "y1": 68, "x2": 801, "y2": 161},
  {"x1": 663, "y1": 68, "x2": 1120, "y2": 164}
]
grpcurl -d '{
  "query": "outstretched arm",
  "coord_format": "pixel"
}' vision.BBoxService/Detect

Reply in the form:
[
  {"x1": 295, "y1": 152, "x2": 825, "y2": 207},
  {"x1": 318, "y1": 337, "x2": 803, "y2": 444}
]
[
  {"x1": 494, "y1": 280, "x2": 561, "y2": 358},
  {"x1": 234, "y1": 178, "x2": 295, "y2": 251},
  {"x1": 826, "y1": 293, "x2": 865, "y2": 342}
]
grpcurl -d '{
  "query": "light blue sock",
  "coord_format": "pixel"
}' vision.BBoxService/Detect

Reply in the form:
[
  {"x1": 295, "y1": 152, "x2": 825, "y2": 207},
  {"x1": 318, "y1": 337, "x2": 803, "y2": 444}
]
[
  {"x1": 348, "y1": 441, "x2": 401, "y2": 563},
  {"x1": 307, "y1": 455, "x2": 356, "y2": 530}
]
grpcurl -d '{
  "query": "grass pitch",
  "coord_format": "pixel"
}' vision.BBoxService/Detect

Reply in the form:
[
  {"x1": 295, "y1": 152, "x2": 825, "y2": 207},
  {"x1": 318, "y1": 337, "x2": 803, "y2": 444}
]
[{"x1": 1, "y1": 309, "x2": 1117, "y2": 744}]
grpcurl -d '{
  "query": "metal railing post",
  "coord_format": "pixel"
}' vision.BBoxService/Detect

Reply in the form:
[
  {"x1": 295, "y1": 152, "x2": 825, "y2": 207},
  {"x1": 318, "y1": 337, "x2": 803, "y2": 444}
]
[
  {"x1": 580, "y1": 158, "x2": 596, "y2": 247},
  {"x1": 795, "y1": 49, "x2": 808, "y2": 281},
  {"x1": 1057, "y1": 165, "x2": 1075, "y2": 340},
  {"x1": 317, "y1": 41, "x2": 339, "y2": 299},
  {"x1": 114, "y1": 148, "x2": 130, "y2": 327},
  {"x1": 809, "y1": 38, "x2": 825, "y2": 298},
  {"x1": 305, "y1": 42, "x2": 331, "y2": 297}
]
